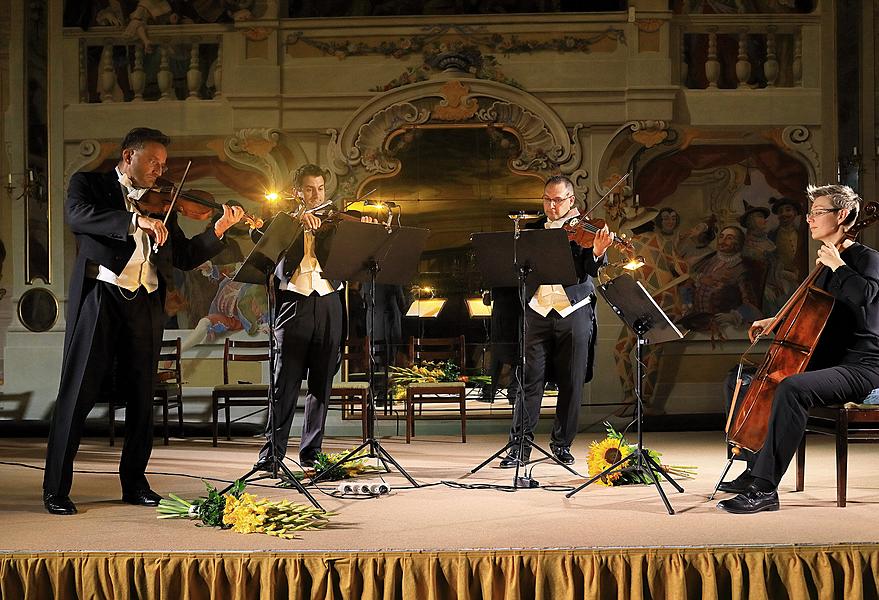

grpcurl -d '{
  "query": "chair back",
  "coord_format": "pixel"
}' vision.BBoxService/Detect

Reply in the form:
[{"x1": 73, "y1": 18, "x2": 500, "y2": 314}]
[
  {"x1": 408, "y1": 335, "x2": 465, "y2": 367},
  {"x1": 342, "y1": 337, "x2": 370, "y2": 382},
  {"x1": 223, "y1": 338, "x2": 270, "y2": 385},
  {"x1": 156, "y1": 337, "x2": 182, "y2": 387}
]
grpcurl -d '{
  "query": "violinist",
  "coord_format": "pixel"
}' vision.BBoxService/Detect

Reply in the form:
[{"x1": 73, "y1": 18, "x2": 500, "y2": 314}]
[
  {"x1": 43, "y1": 127, "x2": 246, "y2": 515},
  {"x1": 717, "y1": 184, "x2": 879, "y2": 514},
  {"x1": 251, "y1": 163, "x2": 375, "y2": 473},
  {"x1": 499, "y1": 175, "x2": 612, "y2": 468}
]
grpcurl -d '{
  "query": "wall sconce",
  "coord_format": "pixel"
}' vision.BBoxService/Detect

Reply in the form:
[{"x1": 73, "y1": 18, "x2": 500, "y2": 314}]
[
  {"x1": 838, "y1": 146, "x2": 862, "y2": 190},
  {"x1": 5, "y1": 169, "x2": 37, "y2": 200}
]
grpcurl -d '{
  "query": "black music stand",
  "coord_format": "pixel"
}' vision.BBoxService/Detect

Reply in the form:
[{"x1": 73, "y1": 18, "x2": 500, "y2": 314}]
[
  {"x1": 220, "y1": 212, "x2": 321, "y2": 509},
  {"x1": 565, "y1": 274, "x2": 685, "y2": 514},
  {"x1": 468, "y1": 227, "x2": 582, "y2": 487},
  {"x1": 309, "y1": 220, "x2": 429, "y2": 487}
]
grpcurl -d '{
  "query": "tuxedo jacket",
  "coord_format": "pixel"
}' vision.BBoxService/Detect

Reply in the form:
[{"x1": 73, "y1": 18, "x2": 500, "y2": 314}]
[{"x1": 63, "y1": 170, "x2": 226, "y2": 359}]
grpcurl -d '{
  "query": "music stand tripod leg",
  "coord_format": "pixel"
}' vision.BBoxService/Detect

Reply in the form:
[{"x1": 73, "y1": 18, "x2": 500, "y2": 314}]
[
  {"x1": 310, "y1": 263, "x2": 419, "y2": 488},
  {"x1": 470, "y1": 262, "x2": 580, "y2": 485},
  {"x1": 566, "y1": 331, "x2": 679, "y2": 514},
  {"x1": 220, "y1": 272, "x2": 322, "y2": 510}
]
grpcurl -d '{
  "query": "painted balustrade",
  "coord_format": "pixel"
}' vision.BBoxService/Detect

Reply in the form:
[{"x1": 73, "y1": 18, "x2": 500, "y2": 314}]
[
  {"x1": 675, "y1": 14, "x2": 818, "y2": 90},
  {"x1": 72, "y1": 26, "x2": 225, "y2": 103}
]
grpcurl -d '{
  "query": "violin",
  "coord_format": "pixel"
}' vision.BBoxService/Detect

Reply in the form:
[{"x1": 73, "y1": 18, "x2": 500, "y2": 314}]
[
  {"x1": 134, "y1": 177, "x2": 263, "y2": 230},
  {"x1": 562, "y1": 215, "x2": 636, "y2": 256}
]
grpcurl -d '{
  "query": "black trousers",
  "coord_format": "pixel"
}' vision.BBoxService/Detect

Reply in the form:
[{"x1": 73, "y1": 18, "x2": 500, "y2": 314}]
[
  {"x1": 750, "y1": 363, "x2": 879, "y2": 487},
  {"x1": 259, "y1": 290, "x2": 343, "y2": 463},
  {"x1": 509, "y1": 304, "x2": 591, "y2": 448},
  {"x1": 44, "y1": 281, "x2": 163, "y2": 497}
]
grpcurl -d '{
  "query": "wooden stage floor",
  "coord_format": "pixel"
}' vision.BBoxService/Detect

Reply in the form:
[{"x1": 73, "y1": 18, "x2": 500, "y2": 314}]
[{"x1": 2, "y1": 431, "x2": 879, "y2": 553}]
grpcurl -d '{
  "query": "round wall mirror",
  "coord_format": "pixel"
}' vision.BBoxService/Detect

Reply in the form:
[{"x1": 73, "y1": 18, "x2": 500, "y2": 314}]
[{"x1": 18, "y1": 287, "x2": 59, "y2": 332}]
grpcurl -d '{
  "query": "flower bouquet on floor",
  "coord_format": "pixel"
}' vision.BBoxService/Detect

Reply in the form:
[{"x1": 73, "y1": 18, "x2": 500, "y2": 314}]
[
  {"x1": 586, "y1": 422, "x2": 697, "y2": 486},
  {"x1": 287, "y1": 448, "x2": 379, "y2": 484},
  {"x1": 388, "y1": 360, "x2": 490, "y2": 401},
  {"x1": 157, "y1": 480, "x2": 334, "y2": 539}
]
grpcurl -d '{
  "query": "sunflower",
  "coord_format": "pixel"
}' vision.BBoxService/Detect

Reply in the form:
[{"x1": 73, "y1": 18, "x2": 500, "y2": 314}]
[{"x1": 587, "y1": 437, "x2": 632, "y2": 486}]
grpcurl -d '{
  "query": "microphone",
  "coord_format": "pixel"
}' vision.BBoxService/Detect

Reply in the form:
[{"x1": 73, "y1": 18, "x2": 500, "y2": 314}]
[{"x1": 508, "y1": 210, "x2": 543, "y2": 220}]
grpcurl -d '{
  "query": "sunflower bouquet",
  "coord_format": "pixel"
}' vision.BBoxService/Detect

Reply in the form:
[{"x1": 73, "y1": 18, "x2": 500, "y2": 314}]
[
  {"x1": 586, "y1": 422, "x2": 697, "y2": 486},
  {"x1": 157, "y1": 480, "x2": 334, "y2": 539}
]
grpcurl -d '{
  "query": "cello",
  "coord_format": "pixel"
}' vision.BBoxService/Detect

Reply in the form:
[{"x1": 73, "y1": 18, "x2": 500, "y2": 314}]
[{"x1": 726, "y1": 199, "x2": 879, "y2": 454}]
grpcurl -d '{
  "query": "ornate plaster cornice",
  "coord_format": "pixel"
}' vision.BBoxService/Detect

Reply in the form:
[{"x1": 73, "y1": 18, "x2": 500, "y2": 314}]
[{"x1": 327, "y1": 77, "x2": 583, "y2": 190}]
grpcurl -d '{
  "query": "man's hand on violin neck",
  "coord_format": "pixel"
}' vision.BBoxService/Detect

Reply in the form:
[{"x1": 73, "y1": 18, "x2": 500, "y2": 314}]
[
  {"x1": 213, "y1": 204, "x2": 246, "y2": 238},
  {"x1": 137, "y1": 215, "x2": 168, "y2": 246}
]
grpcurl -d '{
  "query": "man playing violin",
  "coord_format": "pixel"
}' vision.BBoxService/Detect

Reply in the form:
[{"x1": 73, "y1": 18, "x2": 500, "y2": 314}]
[
  {"x1": 252, "y1": 163, "x2": 377, "y2": 472},
  {"x1": 717, "y1": 184, "x2": 879, "y2": 514},
  {"x1": 499, "y1": 175, "x2": 613, "y2": 468},
  {"x1": 43, "y1": 127, "x2": 246, "y2": 515}
]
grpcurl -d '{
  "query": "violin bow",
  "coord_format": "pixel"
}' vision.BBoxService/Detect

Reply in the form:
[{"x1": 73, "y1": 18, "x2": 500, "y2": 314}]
[
  {"x1": 584, "y1": 172, "x2": 629, "y2": 219},
  {"x1": 151, "y1": 160, "x2": 192, "y2": 253}
]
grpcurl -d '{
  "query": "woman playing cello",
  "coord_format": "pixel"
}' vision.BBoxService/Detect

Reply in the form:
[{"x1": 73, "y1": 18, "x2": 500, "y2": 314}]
[{"x1": 718, "y1": 184, "x2": 879, "y2": 514}]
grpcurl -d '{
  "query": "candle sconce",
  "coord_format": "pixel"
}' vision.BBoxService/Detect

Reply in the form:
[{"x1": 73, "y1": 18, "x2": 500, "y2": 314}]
[
  {"x1": 838, "y1": 147, "x2": 862, "y2": 192},
  {"x1": 6, "y1": 168, "x2": 50, "y2": 285}
]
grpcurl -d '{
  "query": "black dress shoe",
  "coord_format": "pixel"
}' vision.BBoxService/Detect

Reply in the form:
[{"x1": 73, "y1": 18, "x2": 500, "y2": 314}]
[
  {"x1": 551, "y1": 445, "x2": 575, "y2": 465},
  {"x1": 499, "y1": 444, "x2": 531, "y2": 469},
  {"x1": 43, "y1": 493, "x2": 77, "y2": 515},
  {"x1": 717, "y1": 471, "x2": 755, "y2": 494},
  {"x1": 716, "y1": 486, "x2": 779, "y2": 514},
  {"x1": 121, "y1": 489, "x2": 163, "y2": 506},
  {"x1": 299, "y1": 455, "x2": 317, "y2": 469},
  {"x1": 253, "y1": 458, "x2": 273, "y2": 472}
]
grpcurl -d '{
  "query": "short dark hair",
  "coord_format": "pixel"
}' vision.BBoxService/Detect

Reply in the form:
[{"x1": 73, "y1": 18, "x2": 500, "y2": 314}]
[
  {"x1": 293, "y1": 163, "x2": 326, "y2": 188},
  {"x1": 544, "y1": 175, "x2": 582, "y2": 209},
  {"x1": 120, "y1": 128, "x2": 171, "y2": 154}
]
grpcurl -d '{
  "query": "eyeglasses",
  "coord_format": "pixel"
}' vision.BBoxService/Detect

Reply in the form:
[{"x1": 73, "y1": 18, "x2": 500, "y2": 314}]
[
  {"x1": 805, "y1": 207, "x2": 841, "y2": 219},
  {"x1": 542, "y1": 195, "x2": 573, "y2": 206}
]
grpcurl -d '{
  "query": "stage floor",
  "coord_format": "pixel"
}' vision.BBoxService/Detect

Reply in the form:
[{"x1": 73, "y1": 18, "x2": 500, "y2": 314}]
[{"x1": 2, "y1": 431, "x2": 879, "y2": 552}]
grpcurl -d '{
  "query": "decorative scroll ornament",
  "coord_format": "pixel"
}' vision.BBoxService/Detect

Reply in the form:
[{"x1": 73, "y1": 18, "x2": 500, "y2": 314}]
[
  {"x1": 476, "y1": 101, "x2": 579, "y2": 173},
  {"x1": 629, "y1": 120, "x2": 669, "y2": 149},
  {"x1": 780, "y1": 125, "x2": 819, "y2": 180},
  {"x1": 352, "y1": 103, "x2": 430, "y2": 174},
  {"x1": 433, "y1": 80, "x2": 478, "y2": 121},
  {"x1": 224, "y1": 128, "x2": 286, "y2": 190},
  {"x1": 65, "y1": 139, "x2": 108, "y2": 182}
]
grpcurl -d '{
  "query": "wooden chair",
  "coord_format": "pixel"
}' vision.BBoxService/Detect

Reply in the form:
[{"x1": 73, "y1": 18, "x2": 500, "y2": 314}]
[
  {"x1": 109, "y1": 337, "x2": 183, "y2": 446},
  {"x1": 404, "y1": 335, "x2": 467, "y2": 443},
  {"x1": 795, "y1": 403, "x2": 879, "y2": 507},
  {"x1": 211, "y1": 338, "x2": 270, "y2": 447},
  {"x1": 329, "y1": 337, "x2": 370, "y2": 441}
]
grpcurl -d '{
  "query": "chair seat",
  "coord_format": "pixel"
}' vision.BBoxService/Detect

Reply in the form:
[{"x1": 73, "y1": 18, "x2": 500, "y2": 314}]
[
  {"x1": 796, "y1": 403, "x2": 879, "y2": 507},
  {"x1": 212, "y1": 384, "x2": 269, "y2": 394},
  {"x1": 332, "y1": 381, "x2": 370, "y2": 391},
  {"x1": 407, "y1": 381, "x2": 466, "y2": 392}
]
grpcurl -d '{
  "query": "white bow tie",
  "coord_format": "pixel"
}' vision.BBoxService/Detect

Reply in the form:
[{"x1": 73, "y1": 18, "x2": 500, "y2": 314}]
[{"x1": 118, "y1": 171, "x2": 148, "y2": 201}]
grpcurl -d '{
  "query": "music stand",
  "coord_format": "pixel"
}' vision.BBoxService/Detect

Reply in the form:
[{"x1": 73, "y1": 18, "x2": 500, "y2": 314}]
[
  {"x1": 310, "y1": 220, "x2": 429, "y2": 487},
  {"x1": 220, "y1": 212, "x2": 322, "y2": 509},
  {"x1": 405, "y1": 297, "x2": 447, "y2": 339},
  {"x1": 565, "y1": 273, "x2": 685, "y2": 514},
  {"x1": 468, "y1": 227, "x2": 582, "y2": 487}
]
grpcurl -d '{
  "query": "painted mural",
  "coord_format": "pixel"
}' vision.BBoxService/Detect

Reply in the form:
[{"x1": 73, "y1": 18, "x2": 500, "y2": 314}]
[{"x1": 612, "y1": 145, "x2": 810, "y2": 412}]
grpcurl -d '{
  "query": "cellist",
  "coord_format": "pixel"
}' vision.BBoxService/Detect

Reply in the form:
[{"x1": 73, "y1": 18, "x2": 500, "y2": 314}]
[{"x1": 717, "y1": 184, "x2": 879, "y2": 514}]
